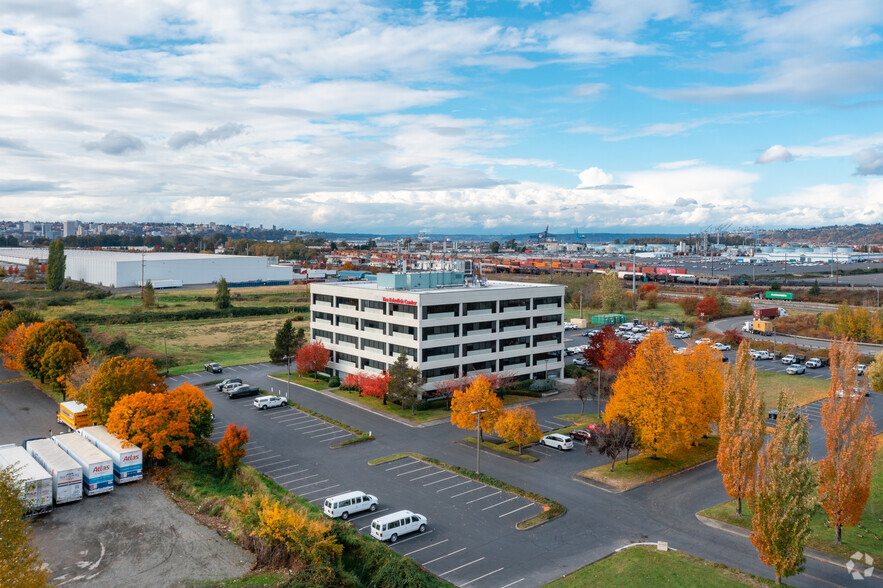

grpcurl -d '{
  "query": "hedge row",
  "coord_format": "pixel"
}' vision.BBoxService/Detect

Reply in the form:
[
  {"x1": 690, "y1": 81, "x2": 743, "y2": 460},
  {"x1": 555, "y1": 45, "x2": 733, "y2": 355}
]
[{"x1": 62, "y1": 304, "x2": 307, "y2": 325}]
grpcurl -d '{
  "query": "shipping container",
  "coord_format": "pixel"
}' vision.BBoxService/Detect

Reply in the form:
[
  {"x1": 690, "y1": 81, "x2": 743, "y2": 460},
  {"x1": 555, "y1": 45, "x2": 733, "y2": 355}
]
[
  {"x1": 0, "y1": 444, "x2": 53, "y2": 514},
  {"x1": 77, "y1": 426, "x2": 143, "y2": 484},
  {"x1": 753, "y1": 320, "x2": 775, "y2": 334},
  {"x1": 52, "y1": 433, "x2": 113, "y2": 496},
  {"x1": 753, "y1": 307, "x2": 780, "y2": 319},
  {"x1": 25, "y1": 438, "x2": 83, "y2": 505},
  {"x1": 57, "y1": 400, "x2": 91, "y2": 431},
  {"x1": 764, "y1": 291, "x2": 794, "y2": 300}
]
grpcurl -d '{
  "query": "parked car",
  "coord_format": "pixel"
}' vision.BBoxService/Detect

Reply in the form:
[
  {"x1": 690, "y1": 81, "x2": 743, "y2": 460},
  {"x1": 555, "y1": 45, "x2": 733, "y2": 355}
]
[
  {"x1": 568, "y1": 424, "x2": 601, "y2": 443},
  {"x1": 694, "y1": 338, "x2": 712, "y2": 346},
  {"x1": 222, "y1": 380, "x2": 245, "y2": 393},
  {"x1": 768, "y1": 409, "x2": 803, "y2": 422},
  {"x1": 564, "y1": 323, "x2": 578, "y2": 330},
  {"x1": 227, "y1": 384, "x2": 260, "y2": 399},
  {"x1": 786, "y1": 363, "x2": 806, "y2": 375},
  {"x1": 713, "y1": 343, "x2": 732, "y2": 351},
  {"x1": 750, "y1": 350, "x2": 773, "y2": 360},
  {"x1": 781, "y1": 354, "x2": 798, "y2": 365},
  {"x1": 216, "y1": 378, "x2": 242, "y2": 391},
  {"x1": 323, "y1": 490, "x2": 378, "y2": 520},
  {"x1": 855, "y1": 364, "x2": 868, "y2": 376},
  {"x1": 805, "y1": 357, "x2": 824, "y2": 369},
  {"x1": 573, "y1": 358, "x2": 588, "y2": 367},
  {"x1": 540, "y1": 434, "x2": 573, "y2": 451},
  {"x1": 370, "y1": 510, "x2": 427, "y2": 543},
  {"x1": 632, "y1": 325, "x2": 648, "y2": 333},
  {"x1": 204, "y1": 362, "x2": 222, "y2": 373},
  {"x1": 673, "y1": 331, "x2": 689, "y2": 339},
  {"x1": 837, "y1": 387, "x2": 870, "y2": 398},
  {"x1": 253, "y1": 395, "x2": 287, "y2": 410}
]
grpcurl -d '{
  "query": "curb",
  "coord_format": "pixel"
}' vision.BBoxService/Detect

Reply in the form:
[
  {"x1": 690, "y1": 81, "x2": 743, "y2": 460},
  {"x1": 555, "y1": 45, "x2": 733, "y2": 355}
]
[
  {"x1": 695, "y1": 514, "x2": 883, "y2": 580},
  {"x1": 575, "y1": 455, "x2": 718, "y2": 494},
  {"x1": 455, "y1": 439, "x2": 539, "y2": 464}
]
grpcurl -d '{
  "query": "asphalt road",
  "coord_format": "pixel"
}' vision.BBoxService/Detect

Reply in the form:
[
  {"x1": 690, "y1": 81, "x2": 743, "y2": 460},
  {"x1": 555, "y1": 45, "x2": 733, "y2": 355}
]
[{"x1": 170, "y1": 360, "x2": 883, "y2": 588}]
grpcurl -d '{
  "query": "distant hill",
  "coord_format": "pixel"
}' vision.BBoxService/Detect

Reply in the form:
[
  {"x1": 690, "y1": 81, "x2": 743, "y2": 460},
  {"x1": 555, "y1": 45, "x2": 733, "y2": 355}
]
[{"x1": 760, "y1": 224, "x2": 883, "y2": 245}]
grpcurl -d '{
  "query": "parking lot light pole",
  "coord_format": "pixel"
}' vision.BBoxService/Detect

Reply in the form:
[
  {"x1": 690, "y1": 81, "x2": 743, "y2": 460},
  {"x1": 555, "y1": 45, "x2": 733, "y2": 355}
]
[
  {"x1": 286, "y1": 355, "x2": 292, "y2": 402},
  {"x1": 594, "y1": 368, "x2": 602, "y2": 416},
  {"x1": 471, "y1": 409, "x2": 487, "y2": 474}
]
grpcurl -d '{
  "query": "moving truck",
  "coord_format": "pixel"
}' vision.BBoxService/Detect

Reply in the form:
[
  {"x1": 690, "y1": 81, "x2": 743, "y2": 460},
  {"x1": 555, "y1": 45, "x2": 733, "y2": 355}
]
[
  {"x1": 753, "y1": 320, "x2": 775, "y2": 335},
  {"x1": 58, "y1": 401, "x2": 92, "y2": 430},
  {"x1": 77, "y1": 425, "x2": 142, "y2": 484},
  {"x1": 25, "y1": 438, "x2": 83, "y2": 505},
  {"x1": 0, "y1": 444, "x2": 53, "y2": 515},
  {"x1": 52, "y1": 433, "x2": 113, "y2": 496}
]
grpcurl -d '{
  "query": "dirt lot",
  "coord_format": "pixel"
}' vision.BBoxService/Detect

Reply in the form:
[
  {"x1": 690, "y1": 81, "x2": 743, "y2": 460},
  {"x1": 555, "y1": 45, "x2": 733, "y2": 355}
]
[{"x1": 32, "y1": 478, "x2": 254, "y2": 587}]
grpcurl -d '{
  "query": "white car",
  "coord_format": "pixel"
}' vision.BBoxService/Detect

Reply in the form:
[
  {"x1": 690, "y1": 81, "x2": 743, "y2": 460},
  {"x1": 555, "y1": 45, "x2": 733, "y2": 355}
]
[
  {"x1": 781, "y1": 354, "x2": 798, "y2": 365},
  {"x1": 370, "y1": 510, "x2": 428, "y2": 543},
  {"x1": 253, "y1": 395, "x2": 287, "y2": 410},
  {"x1": 673, "y1": 331, "x2": 689, "y2": 339},
  {"x1": 713, "y1": 343, "x2": 732, "y2": 351},
  {"x1": 566, "y1": 346, "x2": 583, "y2": 356},
  {"x1": 694, "y1": 338, "x2": 712, "y2": 346},
  {"x1": 323, "y1": 491, "x2": 378, "y2": 520},
  {"x1": 540, "y1": 434, "x2": 574, "y2": 451},
  {"x1": 855, "y1": 364, "x2": 868, "y2": 376},
  {"x1": 751, "y1": 350, "x2": 773, "y2": 360},
  {"x1": 786, "y1": 363, "x2": 805, "y2": 375},
  {"x1": 564, "y1": 323, "x2": 578, "y2": 330},
  {"x1": 572, "y1": 358, "x2": 588, "y2": 367}
]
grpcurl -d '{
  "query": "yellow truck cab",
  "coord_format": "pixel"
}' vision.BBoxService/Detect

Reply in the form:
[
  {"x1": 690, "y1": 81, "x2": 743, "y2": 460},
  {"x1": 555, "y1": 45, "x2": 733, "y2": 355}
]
[{"x1": 58, "y1": 401, "x2": 92, "y2": 431}]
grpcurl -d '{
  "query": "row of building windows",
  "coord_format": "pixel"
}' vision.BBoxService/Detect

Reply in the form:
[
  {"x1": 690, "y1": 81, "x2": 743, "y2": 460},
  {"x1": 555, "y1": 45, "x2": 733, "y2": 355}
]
[
  {"x1": 312, "y1": 294, "x2": 562, "y2": 320},
  {"x1": 311, "y1": 313, "x2": 561, "y2": 340}
]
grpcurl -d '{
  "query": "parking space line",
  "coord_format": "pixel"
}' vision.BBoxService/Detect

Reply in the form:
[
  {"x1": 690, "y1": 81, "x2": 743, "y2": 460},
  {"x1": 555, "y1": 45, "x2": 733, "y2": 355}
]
[
  {"x1": 466, "y1": 491, "x2": 500, "y2": 504},
  {"x1": 423, "y1": 474, "x2": 459, "y2": 487},
  {"x1": 409, "y1": 470, "x2": 449, "y2": 482},
  {"x1": 348, "y1": 507, "x2": 388, "y2": 521},
  {"x1": 481, "y1": 496, "x2": 517, "y2": 511},
  {"x1": 181, "y1": 374, "x2": 192, "y2": 379},
  {"x1": 302, "y1": 425, "x2": 336, "y2": 435},
  {"x1": 285, "y1": 420, "x2": 322, "y2": 429},
  {"x1": 437, "y1": 480, "x2": 471, "y2": 493},
  {"x1": 358, "y1": 523, "x2": 372, "y2": 532},
  {"x1": 309, "y1": 429, "x2": 346, "y2": 439},
  {"x1": 244, "y1": 449, "x2": 273, "y2": 458},
  {"x1": 320, "y1": 432, "x2": 353, "y2": 442},
  {"x1": 277, "y1": 472, "x2": 313, "y2": 482},
  {"x1": 499, "y1": 504, "x2": 534, "y2": 518},
  {"x1": 243, "y1": 455, "x2": 284, "y2": 465},
  {"x1": 265, "y1": 463, "x2": 299, "y2": 474},
  {"x1": 441, "y1": 556, "x2": 484, "y2": 576},
  {"x1": 422, "y1": 547, "x2": 466, "y2": 565},
  {"x1": 290, "y1": 422, "x2": 328, "y2": 432},
  {"x1": 450, "y1": 486, "x2": 483, "y2": 498},
  {"x1": 462, "y1": 566, "x2": 504, "y2": 585},
  {"x1": 385, "y1": 460, "x2": 420, "y2": 471},
  {"x1": 289, "y1": 478, "x2": 328, "y2": 491},
  {"x1": 500, "y1": 578, "x2": 525, "y2": 588},
  {"x1": 397, "y1": 465, "x2": 432, "y2": 476},
  {"x1": 308, "y1": 496, "x2": 326, "y2": 504},
  {"x1": 270, "y1": 411, "x2": 304, "y2": 419},
  {"x1": 405, "y1": 538, "x2": 449, "y2": 557},
  {"x1": 300, "y1": 484, "x2": 339, "y2": 497},
  {"x1": 275, "y1": 415, "x2": 313, "y2": 424}
]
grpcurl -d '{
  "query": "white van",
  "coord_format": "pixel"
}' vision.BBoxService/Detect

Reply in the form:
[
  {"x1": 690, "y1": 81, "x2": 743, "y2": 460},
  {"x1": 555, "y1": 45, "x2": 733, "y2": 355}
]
[
  {"x1": 323, "y1": 491, "x2": 378, "y2": 520},
  {"x1": 370, "y1": 510, "x2": 428, "y2": 543}
]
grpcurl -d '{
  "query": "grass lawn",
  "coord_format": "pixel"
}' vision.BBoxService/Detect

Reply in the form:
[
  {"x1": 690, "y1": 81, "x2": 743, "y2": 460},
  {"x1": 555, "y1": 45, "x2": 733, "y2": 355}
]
[
  {"x1": 564, "y1": 301, "x2": 688, "y2": 325},
  {"x1": 544, "y1": 545, "x2": 775, "y2": 587},
  {"x1": 699, "y1": 435, "x2": 883, "y2": 561},
  {"x1": 462, "y1": 437, "x2": 539, "y2": 462},
  {"x1": 556, "y1": 413, "x2": 603, "y2": 425},
  {"x1": 755, "y1": 370, "x2": 829, "y2": 408},
  {"x1": 93, "y1": 315, "x2": 309, "y2": 375},
  {"x1": 579, "y1": 436, "x2": 720, "y2": 491},
  {"x1": 268, "y1": 371, "x2": 330, "y2": 391}
]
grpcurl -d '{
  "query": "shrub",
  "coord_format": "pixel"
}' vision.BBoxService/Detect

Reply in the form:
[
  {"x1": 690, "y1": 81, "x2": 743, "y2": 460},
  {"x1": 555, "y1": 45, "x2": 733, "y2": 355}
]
[
  {"x1": 719, "y1": 329, "x2": 745, "y2": 346},
  {"x1": 529, "y1": 379, "x2": 555, "y2": 393},
  {"x1": 564, "y1": 364, "x2": 590, "y2": 379},
  {"x1": 679, "y1": 296, "x2": 700, "y2": 316},
  {"x1": 328, "y1": 375, "x2": 341, "y2": 388}
]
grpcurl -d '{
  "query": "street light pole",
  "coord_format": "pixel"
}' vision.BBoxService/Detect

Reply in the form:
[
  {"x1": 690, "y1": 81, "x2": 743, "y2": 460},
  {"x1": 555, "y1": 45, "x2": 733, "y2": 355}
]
[
  {"x1": 286, "y1": 354, "x2": 292, "y2": 401},
  {"x1": 595, "y1": 368, "x2": 602, "y2": 416},
  {"x1": 471, "y1": 409, "x2": 487, "y2": 474}
]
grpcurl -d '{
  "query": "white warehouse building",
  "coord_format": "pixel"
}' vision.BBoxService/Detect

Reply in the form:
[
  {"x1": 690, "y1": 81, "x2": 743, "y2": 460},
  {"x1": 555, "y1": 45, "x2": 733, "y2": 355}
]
[
  {"x1": 0, "y1": 248, "x2": 293, "y2": 288},
  {"x1": 310, "y1": 271, "x2": 565, "y2": 391}
]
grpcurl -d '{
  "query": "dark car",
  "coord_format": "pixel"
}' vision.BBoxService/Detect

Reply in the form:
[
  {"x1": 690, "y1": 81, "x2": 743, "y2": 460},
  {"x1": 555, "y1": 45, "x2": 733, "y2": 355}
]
[
  {"x1": 204, "y1": 362, "x2": 223, "y2": 373},
  {"x1": 568, "y1": 424, "x2": 601, "y2": 443},
  {"x1": 216, "y1": 378, "x2": 242, "y2": 392},
  {"x1": 227, "y1": 384, "x2": 260, "y2": 399},
  {"x1": 767, "y1": 409, "x2": 803, "y2": 422}
]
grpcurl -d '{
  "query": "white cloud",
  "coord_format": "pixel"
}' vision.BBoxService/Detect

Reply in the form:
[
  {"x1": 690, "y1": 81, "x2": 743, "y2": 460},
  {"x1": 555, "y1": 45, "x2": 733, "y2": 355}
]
[
  {"x1": 755, "y1": 145, "x2": 793, "y2": 164},
  {"x1": 566, "y1": 125, "x2": 615, "y2": 135},
  {"x1": 853, "y1": 148, "x2": 883, "y2": 175},
  {"x1": 655, "y1": 159, "x2": 703, "y2": 170},
  {"x1": 82, "y1": 131, "x2": 145, "y2": 155},
  {"x1": 570, "y1": 83, "x2": 608, "y2": 98},
  {"x1": 577, "y1": 167, "x2": 614, "y2": 188}
]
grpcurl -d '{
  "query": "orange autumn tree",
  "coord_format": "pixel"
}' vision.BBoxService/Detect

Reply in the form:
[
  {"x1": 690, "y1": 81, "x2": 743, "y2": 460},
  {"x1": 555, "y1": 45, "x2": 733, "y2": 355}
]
[
  {"x1": 605, "y1": 330, "x2": 723, "y2": 457},
  {"x1": 106, "y1": 391, "x2": 195, "y2": 461},
  {"x1": 450, "y1": 375, "x2": 503, "y2": 441},
  {"x1": 818, "y1": 338, "x2": 877, "y2": 544},
  {"x1": 73, "y1": 356, "x2": 168, "y2": 424},
  {"x1": 494, "y1": 406, "x2": 542, "y2": 454},
  {"x1": 717, "y1": 340, "x2": 766, "y2": 516},
  {"x1": 172, "y1": 383, "x2": 214, "y2": 439},
  {"x1": 0, "y1": 321, "x2": 43, "y2": 370},
  {"x1": 217, "y1": 423, "x2": 249, "y2": 475},
  {"x1": 40, "y1": 340, "x2": 83, "y2": 396}
]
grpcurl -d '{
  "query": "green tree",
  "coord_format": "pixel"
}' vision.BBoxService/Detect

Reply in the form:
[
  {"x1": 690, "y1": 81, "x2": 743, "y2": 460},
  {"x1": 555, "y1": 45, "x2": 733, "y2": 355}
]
[
  {"x1": 269, "y1": 320, "x2": 305, "y2": 364},
  {"x1": 0, "y1": 466, "x2": 52, "y2": 587},
  {"x1": 46, "y1": 239, "x2": 66, "y2": 291},
  {"x1": 41, "y1": 340, "x2": 83, "y2": 398},
  {"x1": 749, "y1": 389, "x2": 817, "y2": 584},
  {"x1": 489, "y1": 241, "x2": 500, "y2": 253},
  {"x1": 142, "y1": 280, "x2": 156, "y2": 308},
  {"x1": 599, "y1": 270, "x2": 623, "y2": 313},
  {"x1": 388, "y1": 351, "x2": 422, "y2": 414},
  {"x1": 809, "y1": 280, "x2": 820, "y2": 296},
  {"x1": 214, "y1": 276, "x2": 231, "y2": 309},
  {"x1": 21, "y1": 320, "x2": 88, "y2": 383}
]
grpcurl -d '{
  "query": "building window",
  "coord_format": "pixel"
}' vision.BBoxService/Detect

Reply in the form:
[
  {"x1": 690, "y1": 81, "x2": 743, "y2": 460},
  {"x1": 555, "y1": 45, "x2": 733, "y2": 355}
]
[
  {"x1": 336, "y1": 333, "x2": 358, "y2": 348},
  {"x1": 336, "y1": 315, "x2": 358, "y2": 329},
  {"x1": 464, "y1": 301, "x2": 495, "y2": 316},
  {"x1": 422, "y1": 345, "x2": 459, "y2": 362},
  {"x1": 336, "y1": 352, "x2": 358, "y2": 367},
  {"x1": 361, "y1": 358, "x2": 387, "y2": 373},
  {"x1": 312, "y1": 310, "x2": 334, "y2": 325},
  {"x1": 463, "y1": 359, "x2": 496, "y2": 376},
  {"x1": 422, "y1": 366, "x2": 459, "y2": 384},
  {"x1": 499, "y1": 317, "x2": 530, "y2": 332},
  {"x1": 423, "y1": 303, "x2": 459, "y2": 320},
  {"x1": 362, "y1": 299, "x2": 386, "y2": 314},
  {"x1": 462, "y1": 321, "x2": 495, "y2": 337},
  {"x1": 500, "y1": 355, "x2": 529, "y2": 370},
  {"x1": 389, "y1": 303, "x2": 417, "y2": 319},
  {"x1": 463, "y1": 340, "x2": 495, "y2": 357},
  {"x1": 533, "y1": 350, "x2": 561, "y2": 365},
  {"x1": 313, "y1": 293, "x2": 333, "y2": 306},
  {"x1": 533, "y1": 296, "x2": 561, "y2": 310},
  {"x1": 423, "y1": 325, "x2": 459, "y2": 341},
  {"x1": 533, "y1": 333, "x2": 562, "y2": 348},
  {"x1": 533, "y1": 314, "x2": 561, "y2": 329},
  {"x1": 389, "y1": 344, "x2": 417, "y2": 361},
  {"x1": 390, "y1": 323, "x2": 417, "y2": 340},
  {"x1": 361, "y1": 318, "x2": 386, "y2": 335},
  {"x1": 336, "y1": 296, "x2": 359, "y2": 309},
  {"x1": 361, "y1": 338, "x2": 386, "y2": 354},
  {"x1": 499, "y1": 336, "x2": 529, "y2": 352},
  {"x1": 500, "y1": 298, "x2": 530, "y2": 313},
  {"x1": 313, "y1": 328, "x2": 333, "y2": 343}
]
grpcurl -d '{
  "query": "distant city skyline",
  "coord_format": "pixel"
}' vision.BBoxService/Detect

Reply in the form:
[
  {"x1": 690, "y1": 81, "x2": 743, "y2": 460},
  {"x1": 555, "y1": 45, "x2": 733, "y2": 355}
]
[{"x1": 2, "y1": 1, "x2": 882, "y2": 233}]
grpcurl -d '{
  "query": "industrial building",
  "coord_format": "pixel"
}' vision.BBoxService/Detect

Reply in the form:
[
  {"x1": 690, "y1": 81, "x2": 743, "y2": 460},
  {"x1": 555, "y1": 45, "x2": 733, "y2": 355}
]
[
  {"x1": 309, "y1": 270, "x2": 565, "y2": 390},
  {"x1": 0, "y1": 248, "x2": 293, "y2": 288}
]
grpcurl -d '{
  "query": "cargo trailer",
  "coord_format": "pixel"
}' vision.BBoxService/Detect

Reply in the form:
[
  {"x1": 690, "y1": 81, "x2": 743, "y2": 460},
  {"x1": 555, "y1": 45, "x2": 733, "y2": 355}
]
[
  {"x1": 0, "y1": 444, "x2": 53, "y2": 514},
  {"x1": 57, "y1": 400, "x2": 92, "y2": 431},
  {"x1": 77, "y1": 425, "x2": 142, "y2": 484},
  {"x1": 52, "y1": 433, "x2": 113, "y2": 496},
  {"x1": 25, "y1": 438, "x2": 83, "y2": 505}
]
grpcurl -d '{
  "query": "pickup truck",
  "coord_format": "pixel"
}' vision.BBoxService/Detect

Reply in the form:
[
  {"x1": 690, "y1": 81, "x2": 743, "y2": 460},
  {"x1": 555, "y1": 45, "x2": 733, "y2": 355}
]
[
  {"x1": 750, "y1": 350, "x2": 773, "y2": 360},
  {"x1": 781, "y1": 354, "x2": 798, "y2": 365},
  {"x1": 204, "y1": 362, "x2": 223, "y2": 373},
  {"x1": 805, "y1": 357, "x2": 828, "y2": 369},
  {"x1": 216, "y1": 378, "x2": 242, "y2": 391},
  {"x1": 254, "y1": 395, "x2": 287, "y2": 410},
  {"x1": 227, "y1": 384, "x2": 260, "y2": 399}
]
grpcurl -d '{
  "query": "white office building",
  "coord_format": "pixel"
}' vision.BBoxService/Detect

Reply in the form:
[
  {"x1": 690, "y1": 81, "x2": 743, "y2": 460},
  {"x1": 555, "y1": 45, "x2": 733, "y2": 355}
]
[{"x1": 310, "y1": 271, "x2": 565, "y2": 390}]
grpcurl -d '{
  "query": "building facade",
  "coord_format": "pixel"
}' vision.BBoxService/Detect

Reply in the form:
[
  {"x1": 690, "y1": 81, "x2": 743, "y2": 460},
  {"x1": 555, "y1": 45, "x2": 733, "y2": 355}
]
[{"x1": 309, "y1": 272, "x2": 565, "y2": 390}]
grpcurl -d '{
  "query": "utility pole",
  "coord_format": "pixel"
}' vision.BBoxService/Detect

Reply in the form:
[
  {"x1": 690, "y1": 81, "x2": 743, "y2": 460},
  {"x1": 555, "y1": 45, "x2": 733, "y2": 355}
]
[
  {"x1": 579, "y1": 290, "x2": 583, "y2": 320},
  {"x1": 163, "y1": 335, "x2": 169, "y2": 376},
  {"x1": 471, "y1": 409, "x2": 487, "y2": 474},
  {"x1": 632, "y1": 249, "x2": 636, "y2": 295}
]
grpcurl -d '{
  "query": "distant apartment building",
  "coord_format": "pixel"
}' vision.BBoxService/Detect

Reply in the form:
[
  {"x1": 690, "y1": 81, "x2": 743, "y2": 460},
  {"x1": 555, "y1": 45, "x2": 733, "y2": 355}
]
[
  {"x1": 63, "y1": 220, "x2": 79, "y2": 237},
  {"x1": 309, "y1": 271, "x2": 565, "y2": 390}
]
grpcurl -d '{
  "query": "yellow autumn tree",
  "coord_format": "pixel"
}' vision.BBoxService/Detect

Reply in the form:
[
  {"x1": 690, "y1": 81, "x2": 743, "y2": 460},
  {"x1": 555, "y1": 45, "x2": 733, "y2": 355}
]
[
  {"x1": 450, "y1": 375, "x2": 503, "y2": 441},
  {"x1": 494, "y1": 406, "x2": 542, "y2": 454},
  {"x1": 678, "y1": 341, "x2": 726, "y2": 440}
]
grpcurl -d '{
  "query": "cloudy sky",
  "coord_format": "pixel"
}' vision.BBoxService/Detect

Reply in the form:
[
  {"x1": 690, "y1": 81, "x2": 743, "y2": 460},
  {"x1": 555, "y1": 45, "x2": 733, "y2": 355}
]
[{"x1": 3, "y1": 0, "x2": 883, "y2": 234}]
